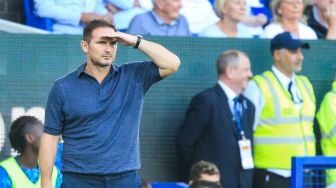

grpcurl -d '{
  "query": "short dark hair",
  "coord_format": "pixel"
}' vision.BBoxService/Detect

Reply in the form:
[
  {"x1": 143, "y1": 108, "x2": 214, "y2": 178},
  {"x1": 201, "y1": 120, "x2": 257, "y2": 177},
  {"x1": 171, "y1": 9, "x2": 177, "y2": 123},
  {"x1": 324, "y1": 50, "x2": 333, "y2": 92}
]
[
  {"x1": 9, "y1": 116, "x2": 43, "y2": 153},
  {"x1": 83, "y1": 20, "x2": 116, "y2": 42},
  {"x1": 189, "y1": 161, "x2": 220, "y2": 181},
  {"x1": 189, "y1": 180, "x2": 222, "y2": 188},
  {"x1": 216, "y1": 50, "x2": 247, "y2": 75}
]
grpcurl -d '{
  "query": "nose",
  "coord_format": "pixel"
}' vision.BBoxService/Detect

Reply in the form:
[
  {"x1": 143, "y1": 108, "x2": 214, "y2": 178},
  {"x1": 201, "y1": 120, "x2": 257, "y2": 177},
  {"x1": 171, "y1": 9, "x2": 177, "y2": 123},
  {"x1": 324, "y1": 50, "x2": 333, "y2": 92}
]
[
  {"x1": 248, "y1": 69, "x2": 253, "y2": 78},
  {"x1": 105, "y1": 44, "x2": 116, "y2": 52}
]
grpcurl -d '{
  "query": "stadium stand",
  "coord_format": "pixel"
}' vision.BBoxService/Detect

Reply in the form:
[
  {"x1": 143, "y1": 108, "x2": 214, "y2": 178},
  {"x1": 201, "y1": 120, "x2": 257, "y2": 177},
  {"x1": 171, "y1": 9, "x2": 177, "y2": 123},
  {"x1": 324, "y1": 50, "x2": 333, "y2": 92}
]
[{"x1": 23, "y1": 0, "x2": 54, "y2": 31}]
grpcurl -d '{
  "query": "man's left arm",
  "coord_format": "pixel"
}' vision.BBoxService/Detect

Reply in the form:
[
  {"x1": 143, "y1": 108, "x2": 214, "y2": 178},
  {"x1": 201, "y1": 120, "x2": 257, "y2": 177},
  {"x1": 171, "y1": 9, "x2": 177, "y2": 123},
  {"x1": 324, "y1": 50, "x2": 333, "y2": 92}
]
[
  {"x1": 137, "y1": 38, "x2": 180, "y2": 78},
  {"x1": 112, "y1": 32, "x2": 181, "y2": 78},
  {"x1": 244, "y1": 80, "x2": 264, "y2": 131}
]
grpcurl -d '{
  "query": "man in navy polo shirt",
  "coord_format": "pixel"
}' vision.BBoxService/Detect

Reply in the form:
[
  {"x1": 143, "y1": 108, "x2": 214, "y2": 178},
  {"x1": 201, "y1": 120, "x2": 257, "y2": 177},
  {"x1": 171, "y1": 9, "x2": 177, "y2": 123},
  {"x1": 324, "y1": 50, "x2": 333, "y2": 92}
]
[{"x1": 39, "y1": 19, "x2": 180, "y2": 188}]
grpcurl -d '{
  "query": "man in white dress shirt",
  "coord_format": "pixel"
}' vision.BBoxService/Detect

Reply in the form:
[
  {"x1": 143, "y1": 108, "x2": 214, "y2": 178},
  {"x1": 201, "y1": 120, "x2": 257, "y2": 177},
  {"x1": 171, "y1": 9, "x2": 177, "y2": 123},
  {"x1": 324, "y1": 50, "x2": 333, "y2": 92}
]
[{"x1": 34, "y1": 0, "x2": 113, "y2": 34}]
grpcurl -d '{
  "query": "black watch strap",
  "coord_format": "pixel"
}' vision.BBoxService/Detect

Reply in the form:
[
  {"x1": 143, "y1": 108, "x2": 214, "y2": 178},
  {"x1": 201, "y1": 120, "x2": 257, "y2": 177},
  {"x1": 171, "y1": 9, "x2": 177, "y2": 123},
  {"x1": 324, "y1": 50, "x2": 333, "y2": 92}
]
[{"x1": 134, "y1": 35, "x2": 142, "y2": 49}]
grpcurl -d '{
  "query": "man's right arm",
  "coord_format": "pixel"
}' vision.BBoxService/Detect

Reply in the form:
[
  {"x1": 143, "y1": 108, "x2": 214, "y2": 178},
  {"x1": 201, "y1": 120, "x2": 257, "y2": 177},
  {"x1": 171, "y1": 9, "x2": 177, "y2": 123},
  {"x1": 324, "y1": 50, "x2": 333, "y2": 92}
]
[
  {"x1": 41, "y1": 82, "x2": 64, "y2": 188},
  {"x1": 39, "y1": 133, "x2": 60, "y2": 188},
  {"x1": 176, "y1": 93, "x2": 210, "y2": 165}
]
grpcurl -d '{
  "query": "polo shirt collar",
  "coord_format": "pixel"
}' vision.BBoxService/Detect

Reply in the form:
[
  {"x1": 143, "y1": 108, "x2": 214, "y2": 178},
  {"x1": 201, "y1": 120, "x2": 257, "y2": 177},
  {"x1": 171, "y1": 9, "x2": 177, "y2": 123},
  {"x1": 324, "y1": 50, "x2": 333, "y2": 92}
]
[
  {"x1": 151, "y1": 11, "x2": 177, "y2": 26},
  {"x1": 76, "y1": 63, "x2": 119, "y2": 77}
]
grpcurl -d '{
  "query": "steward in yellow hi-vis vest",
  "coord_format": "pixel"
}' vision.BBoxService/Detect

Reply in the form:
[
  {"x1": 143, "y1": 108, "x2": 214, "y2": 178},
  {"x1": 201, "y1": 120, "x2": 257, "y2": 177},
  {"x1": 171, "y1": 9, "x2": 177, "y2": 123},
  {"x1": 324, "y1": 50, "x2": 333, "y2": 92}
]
[
  {"x1": 253, "y1": 71, "x2": 316, "y2": 170},
  {"x1": 244, "y1": 31, "x2": 315, "y2": 188},
  {"x1": 317, "y1": 81, "x2": 336, "y2": 185},
  {"x1": 0, "y1": 157, "x2": 58, "y2": 188}
]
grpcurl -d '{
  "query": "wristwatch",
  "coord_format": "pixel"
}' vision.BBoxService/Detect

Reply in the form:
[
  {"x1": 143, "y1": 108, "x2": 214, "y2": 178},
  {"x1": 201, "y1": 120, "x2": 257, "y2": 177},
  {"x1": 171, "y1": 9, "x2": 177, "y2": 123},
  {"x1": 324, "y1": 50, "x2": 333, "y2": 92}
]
[{"x1": 134, "y1": 35, "x2": 143, "y2": 49}]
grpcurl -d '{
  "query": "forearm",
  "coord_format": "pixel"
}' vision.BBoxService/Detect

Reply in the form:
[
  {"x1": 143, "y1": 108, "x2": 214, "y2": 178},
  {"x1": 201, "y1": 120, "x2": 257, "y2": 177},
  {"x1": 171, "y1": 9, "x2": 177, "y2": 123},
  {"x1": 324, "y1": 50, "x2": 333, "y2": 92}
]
[
  {"x1": 242, "y1": 14, "x2": 267, "y2": 27},
  {"x1": 137, "y1": 39, "x2": 180, "y2": 78},
  {"x1": 39, "y1": 133, "x2": 60, "y2": 188},
  {"x1": 107, "y1": 32, "x2": 180, "y2": 77}
]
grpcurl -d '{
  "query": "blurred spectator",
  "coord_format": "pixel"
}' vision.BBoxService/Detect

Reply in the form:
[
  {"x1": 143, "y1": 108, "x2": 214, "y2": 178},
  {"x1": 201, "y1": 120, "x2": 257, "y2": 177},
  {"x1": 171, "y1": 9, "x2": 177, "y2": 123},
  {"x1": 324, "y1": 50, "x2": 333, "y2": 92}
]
[
  {"x1": 199, "y1": 0, "x2": 254, "y2": 38},
  {"x1": 246, "y1": 0, "x2": 272, "y2": 22},
  {"x1": 189, "y1": 161, "x2": 220, "y2": 185},
  {"x1": 127, "y1": 0, "x2": 191, "y2": 36},
  {"x1": 34, "y1": 0, "x2": 112, "y2": 34},
  {"x1": 105, "y1": 0, "x2": 152, "y2": 30},
  {"x1": 261, "y1": 0, "x2": 318, "y2": 39},
  {"x1": 244, "y1": 32, "x2": 316, "y2": 188},
  {"x1": 305, "y1": 0, "x2": 336, "y2": 39},
  {"x1": 0, "y1": 116, "x2": 62, "y2": 188},
  {"x1": 176, "y1": 50, "x2": 254, "y2": 188},
  {"x1": 180, "y1": 0, "x2": 220, "y2": 35},
  {"x1": 189, "y1": 180, "x2": 222, "y2": 188},
  {"x1": 242, "y1": 0, "x2": 269, "y2": 37},
  {"x1": 316, "y1": 78, "x2": 336, "y2": 186}
]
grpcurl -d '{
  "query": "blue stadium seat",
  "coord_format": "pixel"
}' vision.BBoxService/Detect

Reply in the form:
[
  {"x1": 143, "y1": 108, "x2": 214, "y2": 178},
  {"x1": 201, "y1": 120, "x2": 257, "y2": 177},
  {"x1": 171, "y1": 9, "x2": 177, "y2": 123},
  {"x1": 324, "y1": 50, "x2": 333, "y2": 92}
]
[
  {"x1": 23, "y1": 0, "x2": 54, "y2": 31},
  {"x1": 151, "y1": 182, "x2": 188, "y2": 188}
]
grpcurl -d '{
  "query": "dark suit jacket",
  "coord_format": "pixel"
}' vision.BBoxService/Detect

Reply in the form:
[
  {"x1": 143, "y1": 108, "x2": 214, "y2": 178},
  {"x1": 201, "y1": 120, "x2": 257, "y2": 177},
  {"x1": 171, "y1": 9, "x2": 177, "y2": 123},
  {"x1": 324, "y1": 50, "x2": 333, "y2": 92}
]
[
  {"x1": 306, "y1": 5, "x2": 327, "y2": 39},
  {"x1": 176, "y1": 84, "x2": 255, "y2": 188}
]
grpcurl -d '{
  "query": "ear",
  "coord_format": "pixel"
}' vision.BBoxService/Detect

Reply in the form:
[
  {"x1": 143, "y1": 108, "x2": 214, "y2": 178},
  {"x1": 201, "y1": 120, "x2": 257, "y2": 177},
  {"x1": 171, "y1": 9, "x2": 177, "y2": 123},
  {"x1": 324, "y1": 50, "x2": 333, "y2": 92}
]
[
  {"x1": 25, "y1": 133, "x2": 34, "y2": 144},
  {"x1": 277, "y1": 4, "x2": 283, "y2": 15},
  {"x1": 273, "y1": 49, "x2": 281, "y2": 61},
  {"x1": 226, "y1": 67, "x2": 234, "y2": 79},
  {"x1": 221, "y1": 3, "x2": 228, "y2": 14},
  {"x1": 81, "y1": 40, "x2": 89, "y2": 53},
  {"x1": 156, "y1": 0, "x2": 165, "y2": 9}
]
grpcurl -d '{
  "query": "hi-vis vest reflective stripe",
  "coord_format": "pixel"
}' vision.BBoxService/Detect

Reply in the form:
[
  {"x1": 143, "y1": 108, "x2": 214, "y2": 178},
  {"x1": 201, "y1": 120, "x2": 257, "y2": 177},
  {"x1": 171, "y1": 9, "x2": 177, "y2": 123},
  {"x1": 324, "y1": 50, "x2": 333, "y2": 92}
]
[
  {"x1": 253, "y1": 71, "x2": 316, "y2": 170},
  {"x1": 317, "y1": 81, "x2": 336, "y2": 185},
  {"x1": 0, "y1": 157, "x2": 58, "y2": 188}
]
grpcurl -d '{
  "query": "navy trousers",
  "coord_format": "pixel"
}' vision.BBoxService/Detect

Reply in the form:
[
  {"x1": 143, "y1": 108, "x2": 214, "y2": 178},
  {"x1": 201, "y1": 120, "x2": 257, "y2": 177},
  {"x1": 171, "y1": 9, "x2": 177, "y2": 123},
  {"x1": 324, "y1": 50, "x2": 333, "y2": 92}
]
[
  {"x1": 61, "y1": 170, "x2": 142, "y2": 188},
  {"x1": 253, "y1": 169, "x2": 290, "y2": 188}
]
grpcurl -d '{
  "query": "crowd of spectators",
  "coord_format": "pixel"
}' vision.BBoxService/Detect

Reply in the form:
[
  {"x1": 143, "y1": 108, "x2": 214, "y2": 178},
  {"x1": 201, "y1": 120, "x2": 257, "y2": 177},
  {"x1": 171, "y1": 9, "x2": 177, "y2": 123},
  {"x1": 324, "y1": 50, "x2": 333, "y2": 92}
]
[{"x1": 30, "y1": 0, "x2": 336, "y2": 39}]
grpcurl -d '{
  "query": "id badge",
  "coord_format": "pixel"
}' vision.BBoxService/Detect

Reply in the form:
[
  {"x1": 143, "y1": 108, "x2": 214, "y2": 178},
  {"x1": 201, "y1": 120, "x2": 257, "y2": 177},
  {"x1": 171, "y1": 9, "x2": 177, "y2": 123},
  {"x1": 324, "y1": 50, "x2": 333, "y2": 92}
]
[{"x1": 238, "y1": 139, "x2": 254, "y2": 169}]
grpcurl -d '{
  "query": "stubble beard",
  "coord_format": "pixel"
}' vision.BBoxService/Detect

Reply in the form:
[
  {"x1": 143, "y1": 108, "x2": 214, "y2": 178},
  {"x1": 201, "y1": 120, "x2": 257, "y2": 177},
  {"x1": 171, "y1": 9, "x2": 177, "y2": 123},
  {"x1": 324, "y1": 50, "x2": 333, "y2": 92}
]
[{"x1": 91, "y1": 57, "x2": 114, "y2": 68}]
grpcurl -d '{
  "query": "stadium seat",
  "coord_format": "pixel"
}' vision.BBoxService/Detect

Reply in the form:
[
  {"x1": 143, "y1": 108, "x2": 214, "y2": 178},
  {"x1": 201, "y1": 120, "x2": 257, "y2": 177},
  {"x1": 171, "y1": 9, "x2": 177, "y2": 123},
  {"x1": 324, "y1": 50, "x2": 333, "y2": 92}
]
[
  {"x1": 151, "y1": 182, "x2": 188, "y2": 188},
  {"x1": 23, "y1": 0, "x2": 54, "y2": 31}
]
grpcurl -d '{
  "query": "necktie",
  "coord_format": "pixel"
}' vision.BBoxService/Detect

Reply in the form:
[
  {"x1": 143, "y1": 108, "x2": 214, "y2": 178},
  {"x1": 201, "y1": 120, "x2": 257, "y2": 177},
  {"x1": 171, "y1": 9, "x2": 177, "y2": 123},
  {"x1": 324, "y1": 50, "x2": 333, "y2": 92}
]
[
  {"x1": 233, "y1": 96, "x2": 242, "y2": 132},
  {"x1": 288, "y1": 81, "x2": 294, "y2": 101}
]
